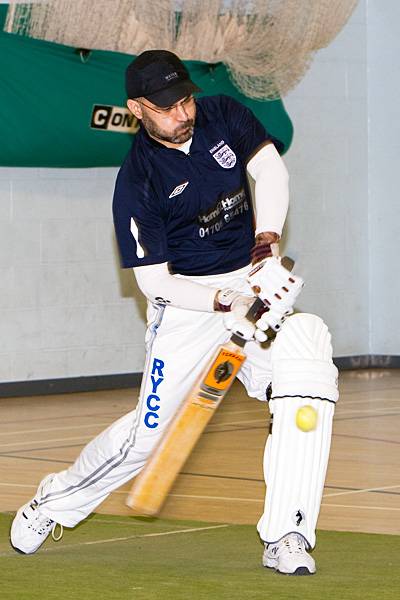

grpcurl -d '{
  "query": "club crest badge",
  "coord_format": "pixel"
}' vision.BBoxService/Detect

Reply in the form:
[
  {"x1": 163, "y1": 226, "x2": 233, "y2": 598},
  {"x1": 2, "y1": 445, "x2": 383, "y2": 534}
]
[{"x1": 211, "y1": 143, "x2": 237, "y2": 169}]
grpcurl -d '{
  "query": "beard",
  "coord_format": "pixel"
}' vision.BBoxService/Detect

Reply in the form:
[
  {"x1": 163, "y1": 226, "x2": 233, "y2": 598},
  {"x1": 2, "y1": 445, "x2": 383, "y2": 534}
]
[{"x1": 141, "y1": 112, "x2": 195, "y2": 145}]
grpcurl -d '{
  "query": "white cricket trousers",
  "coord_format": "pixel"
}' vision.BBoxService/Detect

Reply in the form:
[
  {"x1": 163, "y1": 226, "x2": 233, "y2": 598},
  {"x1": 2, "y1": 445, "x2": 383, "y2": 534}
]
[{"x1": 37, "y1": 265, "x2": 273, "y2": 528}]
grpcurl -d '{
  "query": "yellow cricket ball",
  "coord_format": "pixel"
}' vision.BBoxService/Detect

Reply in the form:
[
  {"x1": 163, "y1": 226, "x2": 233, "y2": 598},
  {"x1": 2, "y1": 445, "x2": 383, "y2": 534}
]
[{"x1": 296, "y1": 405, "x2": 318, "y2": 432}]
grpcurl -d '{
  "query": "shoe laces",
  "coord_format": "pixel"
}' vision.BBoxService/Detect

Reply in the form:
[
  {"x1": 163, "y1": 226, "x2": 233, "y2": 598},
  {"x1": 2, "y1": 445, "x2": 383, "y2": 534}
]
[
  {"x1": 282, "y1": 534, "x2": 306, "y2": 555},
  {"x1": 27, "y1": 500, "x2": 64, "y2": 541}
]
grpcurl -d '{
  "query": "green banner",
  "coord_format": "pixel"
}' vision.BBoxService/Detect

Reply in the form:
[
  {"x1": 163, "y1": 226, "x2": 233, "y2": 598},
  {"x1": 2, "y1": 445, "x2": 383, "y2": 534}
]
[{"x1": 0, "y1": 5, "x2": 293, "y2": 167}]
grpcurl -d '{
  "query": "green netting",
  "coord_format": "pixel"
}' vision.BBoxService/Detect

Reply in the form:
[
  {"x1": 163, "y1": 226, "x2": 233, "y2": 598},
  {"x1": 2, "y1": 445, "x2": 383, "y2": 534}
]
[{"x1": 0, "y1": 5, "x2": 293, "y2": 168}]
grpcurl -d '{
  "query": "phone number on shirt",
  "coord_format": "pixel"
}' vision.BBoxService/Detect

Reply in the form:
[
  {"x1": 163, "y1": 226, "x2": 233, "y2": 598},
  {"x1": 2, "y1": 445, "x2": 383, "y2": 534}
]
[{"x1": 198, "y1": 199, "x2": 249, "y2": 238}]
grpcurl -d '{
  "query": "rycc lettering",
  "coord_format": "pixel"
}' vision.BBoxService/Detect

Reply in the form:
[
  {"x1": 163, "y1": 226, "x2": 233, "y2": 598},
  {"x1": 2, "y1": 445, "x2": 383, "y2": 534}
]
[{"x1": 144, "y1": 358, "x2": 165, "y2": 429}]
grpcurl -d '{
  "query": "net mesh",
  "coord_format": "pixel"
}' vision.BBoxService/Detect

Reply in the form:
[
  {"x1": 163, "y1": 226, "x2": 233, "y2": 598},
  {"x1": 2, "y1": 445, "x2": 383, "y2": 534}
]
[{"x1": 4, "y1": 0, "x2": 359, "y2": 99}]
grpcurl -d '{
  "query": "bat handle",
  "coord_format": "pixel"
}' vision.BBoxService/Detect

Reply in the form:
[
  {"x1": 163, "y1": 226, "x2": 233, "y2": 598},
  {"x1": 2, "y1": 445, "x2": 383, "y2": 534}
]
[
  {"x1": 281, "y1": 256, "x2": 295, "y2": 272},
  {"x1": 245, "y1": 297, "x2": 266, "y2": 324}
]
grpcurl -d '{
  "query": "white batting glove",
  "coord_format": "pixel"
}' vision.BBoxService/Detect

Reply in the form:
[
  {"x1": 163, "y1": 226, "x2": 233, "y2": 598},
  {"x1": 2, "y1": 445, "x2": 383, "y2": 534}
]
[
  {"x1": 247, "y1": 257, "x2": 304, "y2": 333},
  {"x1": 216, "y1": 289, "x2": 268, "y2": 343}
]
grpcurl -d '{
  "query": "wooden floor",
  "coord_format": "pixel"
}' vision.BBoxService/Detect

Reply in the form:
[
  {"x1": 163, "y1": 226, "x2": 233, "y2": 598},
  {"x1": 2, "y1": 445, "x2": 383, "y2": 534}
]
[{"x1": 0, "y1": 369, "x2": 399, "y2": 536}]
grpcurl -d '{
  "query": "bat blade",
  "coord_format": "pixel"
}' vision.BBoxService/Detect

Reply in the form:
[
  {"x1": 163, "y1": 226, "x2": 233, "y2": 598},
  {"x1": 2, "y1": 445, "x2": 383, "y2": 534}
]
[{"x1": 126, "y1": 340, "x2": 246, "y2": 515}]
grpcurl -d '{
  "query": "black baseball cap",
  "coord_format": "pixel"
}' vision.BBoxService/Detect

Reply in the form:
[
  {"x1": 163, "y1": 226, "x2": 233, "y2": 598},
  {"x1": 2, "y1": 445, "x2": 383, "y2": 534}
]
[{"x1": 125, "y1": 50, "x2": 202, "y2": 108}]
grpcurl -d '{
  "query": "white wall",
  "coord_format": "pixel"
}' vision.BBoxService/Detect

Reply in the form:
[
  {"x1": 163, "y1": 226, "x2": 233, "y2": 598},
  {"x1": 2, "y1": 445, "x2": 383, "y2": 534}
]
[
  {"x1": 367, "y1": 1, "x2": 400, "y2": 354},
  {"x1": 2, "y1": 0, "x2": 395, "y2": 384},
  {"x1": 282, "y1": 0, "x2": 368, "y2": 357},
  {"x1": 0, "y1": 167, "x2": 147, "y2": 382}
]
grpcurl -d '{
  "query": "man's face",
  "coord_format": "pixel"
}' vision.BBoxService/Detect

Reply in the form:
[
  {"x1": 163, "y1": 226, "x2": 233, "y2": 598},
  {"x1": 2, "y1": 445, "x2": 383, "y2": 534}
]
[{"x1": 127, "y1": 95, "x2": 196, "y2": 147}]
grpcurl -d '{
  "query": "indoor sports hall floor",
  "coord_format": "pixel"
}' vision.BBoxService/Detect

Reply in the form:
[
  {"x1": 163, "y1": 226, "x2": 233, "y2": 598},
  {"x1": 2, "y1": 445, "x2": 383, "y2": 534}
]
[
  {"x1": 0, "y1": 370, "x2": 399, "y2": 600},
  {"x1": 0, "y1": 368, "x2": 399, "y2": 535}
]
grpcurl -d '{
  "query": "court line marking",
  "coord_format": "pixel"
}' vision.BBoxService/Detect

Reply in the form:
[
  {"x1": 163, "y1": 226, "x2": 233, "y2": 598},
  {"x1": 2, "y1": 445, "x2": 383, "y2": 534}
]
[
  {"x1": 0, "y1": 410, "x2": 267, "y2": 438},
  {"x1": 333, "y1": 433, "x2": 400, "y2": 446},
  {"x1": 0, "y1": 393, "x2": 395, "y2": 428},
  {"x1": 0, "y1": 483, "x2": 262, "y2": 504},
  {"x1": 335, "y1": 412, "x2": 400, "y2": 423},
  {"x1": 0, "y1": 422, "x2": 112, "y2": 437},
  {"x1": 0, "y1": 419, "x2": 268, "y2": 450},
  {"x1": 323, "y1": 484, "x2": 400, "y2": 498},
  {"x1": 0, "y1": 483, "x2": 262, "y2": 502},
  {"x1": 6, "y1": 413, "x2": 398, "y2": 455},
  {"x1": 0, "y1": 411, "x2": 131, "y2": 427},
  {"x1": 321, "y1": 503, "x2": 400, "y2": 512},
  {"x1": 0, "y1": 427, "x2": 269, "y2": 454},
  {"x1": 335, "y1": 407, "x2": 400, "y2": 417},
  {"x1": 169, "y1": 493, "x2": 263, "y2": 503},
  {"x1": 0, "y1": 436, "x2": 94, "y2": 449},
  {"x1": 81, "y1": 518, "x2": 165, "y2": 527},
  {"x1": 1, "y1": 405, "x2": 398, "y2": 446},
  {"x1": 1, "y1": 483, "x2": 399, "y2": 513},
  {"x1": 0, "y1": 443, "x2": 99, "y2": 455},
  {"x1": 2, "y1": 428, "x2": 399, "y2": 465},
  {"x1": 168, "y1": 494, "x2": 400, "y2": 512},
  {"x1": 0, "y1": 524, "x2": 230, "y2": 557},
  {"x1": 0, "y1": 454, "x2": 72, "y2": 465},
  {"x1": 336, "y1": 396, "x2": 400, "y2": 407},
  {"x1": 85, "y1": 524, "x2": 229, "y2": 546},
  {"x1": 214, "y1": 407, "x2": 266, "y2": 416},
  {"x1": 207, "y1": 418, "x2": 265, "y2": 428},
  {"x1": 0, "y1": 483, "x2": 37, "y2": 488},
  {"x1": 2, "y1": 481, "x2": 400, "y2": 499},
  {"x1": 337, "y1": 385, "x2": 400, "y2": 397},
  {"x1": 3, "y1": 402, "x2": 399, "y2": 442},
  {"x1": 0, "y1": 513, "x2": 182, "y2": 528},
  {"x1": 2, "y1": 405, "x2": 398, "y2": 449}
]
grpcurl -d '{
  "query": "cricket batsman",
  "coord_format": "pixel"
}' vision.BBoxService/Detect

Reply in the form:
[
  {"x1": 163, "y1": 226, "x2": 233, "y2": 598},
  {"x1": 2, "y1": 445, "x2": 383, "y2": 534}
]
[{"x1": 10, "y1": 50, "x2": 338, "y2": 575}]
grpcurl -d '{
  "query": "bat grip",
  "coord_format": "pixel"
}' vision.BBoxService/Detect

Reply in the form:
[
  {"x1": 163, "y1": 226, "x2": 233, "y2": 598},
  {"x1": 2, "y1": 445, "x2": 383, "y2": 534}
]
[
  {"x1": 231, "y1": 296, "x2": 268, "y2": 348},
  {"x1": 245, "y1": 297, "x2": 266, "y2": 324}
]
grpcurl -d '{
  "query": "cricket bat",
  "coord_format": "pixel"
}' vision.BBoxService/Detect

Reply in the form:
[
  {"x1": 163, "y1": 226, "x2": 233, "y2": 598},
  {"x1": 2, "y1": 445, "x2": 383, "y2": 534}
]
[{"x1": 126, "y1": 258, "x2": 294, "y2": 516}]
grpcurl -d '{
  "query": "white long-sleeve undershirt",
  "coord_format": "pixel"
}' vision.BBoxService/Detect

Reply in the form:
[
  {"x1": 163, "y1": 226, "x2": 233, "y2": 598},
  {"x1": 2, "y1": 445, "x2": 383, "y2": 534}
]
[
  {"x1": 246, "y1": 142, "x2": 289, "y2": 237},
  {"x1": 134, "y1": 262, "x2": 216, "y2": 312}
]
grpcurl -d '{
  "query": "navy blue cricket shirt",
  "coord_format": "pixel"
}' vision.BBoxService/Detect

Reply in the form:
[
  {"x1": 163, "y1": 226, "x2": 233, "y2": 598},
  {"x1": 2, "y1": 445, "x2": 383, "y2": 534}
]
[{"x1": 113, "y1": 95, "x2": 274, "y2": 276}]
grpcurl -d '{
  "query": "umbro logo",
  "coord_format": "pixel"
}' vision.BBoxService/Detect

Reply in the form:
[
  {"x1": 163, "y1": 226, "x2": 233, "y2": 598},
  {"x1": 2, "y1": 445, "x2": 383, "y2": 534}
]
[{"x1": 169, "y1": 181, "x2": 189, "y2": 198}]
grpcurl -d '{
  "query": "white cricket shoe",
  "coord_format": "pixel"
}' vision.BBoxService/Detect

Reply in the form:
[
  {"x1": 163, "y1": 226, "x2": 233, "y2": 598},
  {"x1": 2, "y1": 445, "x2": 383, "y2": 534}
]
[
  {"x1": 10, "y1": 474, "x2": 63, "y2": 555},
  {"x1": 263, "y1": 533, "x2": 316, "y2": 575}
]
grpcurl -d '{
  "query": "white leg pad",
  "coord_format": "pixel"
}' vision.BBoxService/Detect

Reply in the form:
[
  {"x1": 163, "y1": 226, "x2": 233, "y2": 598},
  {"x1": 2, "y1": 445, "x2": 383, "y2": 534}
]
[{"x1": 257, "y1": 313, "x2": 338, "y2": 549}]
